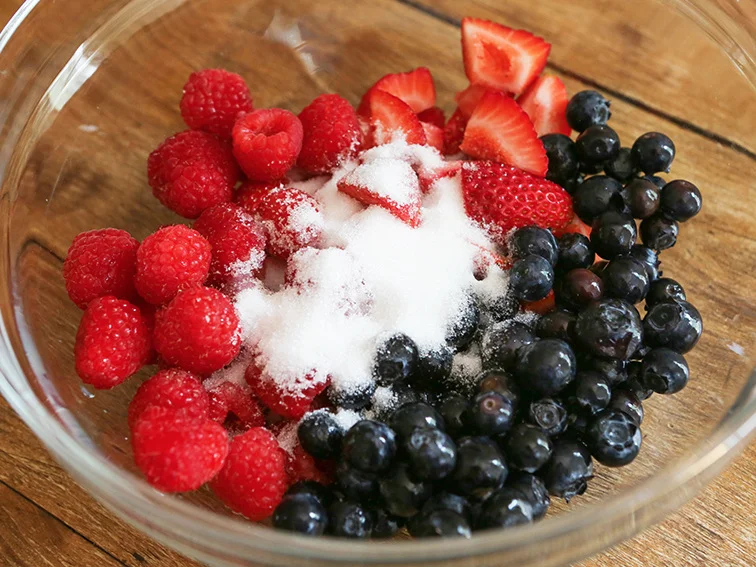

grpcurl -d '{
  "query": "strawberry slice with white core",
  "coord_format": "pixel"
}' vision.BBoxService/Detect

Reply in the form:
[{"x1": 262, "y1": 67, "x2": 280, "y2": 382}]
[
  {"x1": 361, "y1": 89, "x2": 427, "y2": 147},
  {"x1": 417, "y1": 161, "x2": 462, "y2": 193},
  {"x1": 517, "y1": 75, "x2": 571, "y2": 136},
  {"x1": 460, "y1": 90, "x2": 548, "y2": 176},
  {"x1": 358, "y1": 67, "x2": 436, "y2": 115},
  {"x1": 421, "y1": 122, "x2": 444, "y2": 152},
  {"x1": 455, "y1": 84, "x2": 500, "y2": 118},
  {"x1": 461, "y1": 17, "x2": 551, "y2": 96},
  {"x1": 337, "y1": 158, "x2": 422, "y2": 227}
]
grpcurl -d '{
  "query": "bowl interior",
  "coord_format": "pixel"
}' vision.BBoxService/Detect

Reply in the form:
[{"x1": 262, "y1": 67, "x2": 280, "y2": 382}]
[{"x1": 3, "y1": 0, "x2": 756, "y2": 564}]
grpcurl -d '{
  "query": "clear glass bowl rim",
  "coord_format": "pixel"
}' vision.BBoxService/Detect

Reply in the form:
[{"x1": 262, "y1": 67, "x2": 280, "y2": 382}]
[{"x1": 0, "y1": 0, "x2": 755, "y2": 564}]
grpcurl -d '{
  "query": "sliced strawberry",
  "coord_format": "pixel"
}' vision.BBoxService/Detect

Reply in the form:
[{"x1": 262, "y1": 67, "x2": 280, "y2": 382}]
[
  {"x1": 337, "y1": 159, "x2": 422, "y2": 227},
  {"x1": 461, "y1": 17, "x2": 551, "y2": 96},
  {"x1": 460, "y1": 91, "x2": 547, "y2": 176},
  {"x1": 417, "y1": 106, "x2": 446, "y2": 129},
  {"x1": 455, "y1": 84, "x2": 500, "y2": 118},
  {"x1": 522, "y1": 290, "x2": 556, "y2": 315},
  {"x1": 421, "y1": 122, "x2": 444, "y2": 152},
  {"x1": 443, "y1": 108, "x2": 468, "y2": 155},
  {"x1": 417, "y1": 160, "x2": 462, "y2": 193},
  {"x1": 553, "y1": 213, "x2": 592, "y2": 239},
  {"x1": 358, "y1": 67, "x2": 436, "y2": 115},
  {"x1": 361, "y1": 89, "x2": 427, "y2": 147},
  {"x1": 517, "y1": 75, "x2": 571, "y2": 137}
]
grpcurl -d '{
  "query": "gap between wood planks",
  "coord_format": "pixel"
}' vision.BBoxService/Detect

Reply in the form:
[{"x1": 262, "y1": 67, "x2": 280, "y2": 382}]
[{"x1": 395, "y1": 0, "x2": 756, "y2": 163}]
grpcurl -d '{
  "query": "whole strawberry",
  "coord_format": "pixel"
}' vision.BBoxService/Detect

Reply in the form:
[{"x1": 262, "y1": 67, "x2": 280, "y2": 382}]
[
  {"x1": 180, "y1": 69, "x2": 253, "y2": 139},
  {"x1": 297, "y1": 94, "x2": 361, "y2": 175}
]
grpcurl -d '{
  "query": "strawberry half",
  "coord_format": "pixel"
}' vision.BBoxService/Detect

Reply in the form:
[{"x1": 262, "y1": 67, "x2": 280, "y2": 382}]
[
  {"x1": 361, "y1": 89, "x2": 426, "y2": 146},
  {"x1": 338, "y1": 158, "x2": 422, "y2": 227},
  {"x1": 455, "y1": 84, "x2": 500, "y2": 118},
  {"x1": 421, "y1": 122, "x2": 444, "y2": 152},
  {"x1": 417, "y1": 160, "x2": 462, "y2": 193},
  {"x1": 358, "y1": 67, "x2": 436, "y2": 115},
  {"x1": 417, "y1": 106, "x2": 446, "y2": 129},
  {"x1": 443, "y1": 108, "x2": 468, "y2": 155},
  {"x1": 461, "y1": 17, "x2": 551, "y2": 96},
  {"x1": 460, "y1": 91, "x2": 548, "y2": 176},
  {"x1": 461, "y1": 160, "x2": 572, "y2": 243},
  {"x1": 517, "y1": 75, "x2": 571, "y2": 137}
]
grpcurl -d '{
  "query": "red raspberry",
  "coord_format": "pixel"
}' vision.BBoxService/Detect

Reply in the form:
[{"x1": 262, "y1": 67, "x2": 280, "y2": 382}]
[
  {"x1": 194, "y1": 203, "x2": 267, "y2": 284},
  {"x1": 132, "y1": 406, "x2": 228, "y2": 492},
  {"x1": 135, "y1": 225, "x2": 211, "y2": 305},
  {"x1": 245, "y1": 359, "x2": 329, "y2": 420},
  {"x1": 210, "y1": 427, "x2": 288, "y2": 520},
  {"x1": 148, "y1": 130, "x2": 240, "y2": 219},
  {"x1": 207, "y1": 381, "x2": 265, "y2": 429},
  {"x1": 285, "y1": 444, "x2": 334, "y2": 485},
  {"x1": 127, "y1": 368, "x2": 209, "y2": 430},
  {"x1": 153, "y1": 287, "x2": 241, "y2": 375},
  {"x1": 74, "y1": 297, "x2": 151, "y2": 389},
  {"x1": 234, "y1": 178, "x2": 289, "y2": 215},
  {"x1": 297, "y1": 94, "x2": 361, "y2": 174},
  {"x1": 232, "y1": 109, "x2": 303, "y2": 182},
  {"x1": 180, "y1": 69, "x2": 253, "y2": 139},
  {"x1": 257, "y1": 187, "x2": 325, "y2": 258},
  {"x1": 64, "y1": 229, "x2": 139, "y2": 309}
]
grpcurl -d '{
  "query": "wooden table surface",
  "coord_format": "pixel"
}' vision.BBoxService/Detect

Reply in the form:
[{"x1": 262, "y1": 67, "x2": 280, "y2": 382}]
[{"x1": 1, "y1": 0, "x2": 755, "y2": 566}]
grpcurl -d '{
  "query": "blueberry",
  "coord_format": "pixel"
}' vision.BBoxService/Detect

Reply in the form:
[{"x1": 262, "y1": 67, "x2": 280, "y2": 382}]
[
  {"x1": 371, "y1": 509, "x2": 404, "y2": 539},
  {"x1": 557, "y1": 268, "x2": 604, "y2": 310},
  {"x1": 449, "y1": 437, "x2": 508, "y2": 498},
  {"x1": 510, "y1": 226, "x2": 559, "y2": 266},
  {"x1": 507, "y1": 472, "x2": 550, "y2": 520},
  {"x1": 404, "y1": 427, "x2": 457, "y2": 481},
  {"x1": 641, "y1": 348, "x2": 690, "y2": 394},
  {"x1": 574, "y1": 299, "x2": 643, "y2": 360},
  {"x1": 298, "y1": 411, "x2": 343, "y2": 459},
  {"x1": 631, "y1": 132, "x2": 675, "y2": 174},
  {"x1": 536, "y1": 309, "x2": 576, "y2": 341},
  {"x1": 628, "y1": 244, "x2": 660, "y2": 282},
  {"x1": 660, "y1": 180, "x2": 702, "y2": 222},
  {"x1": 541, "y1": 133, "x2": 579, "y2": 186},
  {"x1": 476, "y1": 368, "x2": 520, "y2": 401},
  {"x1": 624, "y1": 178, "x2": 661, "y2": 219},
  {"x1": 481, "y1": 321, "x2": 536, "y2": 370},
  {"x1": 601, "y1": 256, "x2": 650, "y2": 304},
  {"x1": 643, "y1": 300, "x2": 702, "y2": 353},
  {"x1": 476, "y1": 487, "x2": 534, "y2": 530},
  {"x1": 335, "y1": 461, "x2": 380, "y2": 503},
  {"x1": 480, "y1": 291, "x2": 521, "y2": 326},
  {"x1": 515, "y1": 339, "x2": 577, "y2": 396},
  {"x1": 604, "y1": 147, "x2": 637, "y2": 183},
  {"x1": 541, "y1": 439, "x2": 594, "y2": 501},
  {"x1": 576, "y1": 124, "x2": 621, "y2": 164},
  {"x1": 391, "y1": 381, "x2": 420, "y2": 407},
  {"x1": 527, "y1": 398, "x2": 568, "y2": 436},
  {"x1": 573, "y1": 175, "x2": 624, "y2": 224},
  {"x1": 273, "y1": 493, "x2": 328, "y2": 536},
  {"x1": 573, "y1": 371, "x2": 612, "y2": 414},
  {"x1": 579, "y1": 160, "x2": 605, "y2": 175},
  {"x1": 341, "y1": 420, "x2": 396, "y2": 473},
  {"x1": 409, "y1": 510, "x2": 472, "y2": 538},
  {"x1": 586, "y1": 410, "x2": 642, "y2": 467},
  {"x1": 590, "y1": 210, "x2": 637, "y2": 259},
  {"x1": 566, "y1": 90, "x2": 612, "y2": 132},
  {"x1": 466, "y1": 391, "x2": 517, "y2": 436},
  {"x1": 640, "y1": 214, "x2": 678, "y2": 251},
  {"x1": 379, "y1": 462, "x2": 432, "y2": 518},
  {"x1": 581, "y1": 355, "x2": 628, "y2": 386},
  {"x1": 609, "y1": 389, "x2": 644, "y2": 425},
  {"x1": 328, "y1": 382, "x2": 376, "y2": 411},
  {"x1": 557, "y1": 233, "x2": 595, "y2": 273},
  {"x1": 644, "y1": 174, "x2": 667, "y2": 189},
  {"x1": 438, "y1": 394, "x2": 471, "y2": 439},
  {"x1": 645, "y1": 277, "x2": 686, "y2": 308},
  {"x1": 446, "y1": 295, "x2": 480, "y2": 351},
  {"x1": 412, "y1": 347, "x2": 454, "y2": 393},
  {"x1": 562, "y1": 174, "x2": 584, "y2": 195},
  {"x1": 504, "y1": 423, "x2": 553, "y2": 473},
  {"x1": 373, "y1": 333, "x2": 419, "y2": 387},
  {"x1": 328, "y1": 501, "x2": 373, "y2": 538},
  {"x1": 389, "y1": 401, "x2": 445, "y2": 440},
  {"x1": 285, "y1": 480, "x2": 335, "y2": 507},
  {"x1": 509, "y1": 254, "x2": 554, "y2": 301},
  {"x1": 421, "y1": 492, "x2": 473, "y2": 521},
  {"x1": 622, "y1": 361, "x2": 654, "y2": 400},
  {"x1": 590, "y1": 260, "x2": 610, "y2": 277}
]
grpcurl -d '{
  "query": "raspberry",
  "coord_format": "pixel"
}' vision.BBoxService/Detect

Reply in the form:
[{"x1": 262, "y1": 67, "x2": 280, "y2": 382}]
[
  {"x1": 180, "y1": 69, "x2": 253, "y2": 139},
  {"x1": 245, "y1": 359, "x2": 329, "y2": 420},
  {"x1": 74, "y1": 297, "x2": 151, "y2": 389},
  {"x1": 257, "y1": 187, "x2": 325, "y2": 257},
  {"x1": 210, "y1": 427, "x2": 288, "y2": 520},
  {"x1": 135, "y1": 225, "x2": 211, "y2": 305},
  {"x1": 194, "y1": 203, "x2": 267, "y2": 284},
  {"x1": 232, "y1": 109, "x2": 303, "y2": 182},
  {"x1": 63, "y1": 229, "x2": 139, "y2": 309},
  {"x1": 127, "y1": 368, "x2": 209, "y2": 430},
  {"x1": 234, "y1": 179, "x2": 289, "y2": 215},
  {"x1": 148, "y1": 130, "x2": 240, "y2": 219},
  {"x1": 285, "y1": 444, "x2": 334, "y2": 485},
  {"x1": 207, "y1": 381, "x2": 265, "y2": 429},
  {"x1": 132, "y1": 406, "x2": 228, "y2": 492},
  {"x1": 153, "y1": 286, "x2": 241, "y2": 375},
  {"x1": 297, "y1": 94, "x2": 361, "y2": 174}
]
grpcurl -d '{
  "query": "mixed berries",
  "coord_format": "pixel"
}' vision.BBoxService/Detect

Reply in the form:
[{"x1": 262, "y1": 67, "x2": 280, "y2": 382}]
[{"x1": 62, "y1": 16, "x2": 703, "y2": 540}]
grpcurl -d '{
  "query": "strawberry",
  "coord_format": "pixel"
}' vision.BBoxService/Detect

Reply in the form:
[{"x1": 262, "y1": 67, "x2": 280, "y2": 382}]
[
  {"x1": 554, "y1": 214, "x2": 592, "y2": 239},
  {"x1": 471, "y1": 241, "x2": 512, "y2": 279},
  {"x1": 338, "y1": 159, "x2": 422, "y2": 227},
  {"x1": 461, "y1": 17, "x2": 550, "y2": 96},
  {"x1": 461, "y1": 161, "x2": 572, "y2": 244},
  {"x1": 455, "y1": 84, "x2": 500, "y2": 118},
  {"x1": 517, "y1": 75, "x2": 571, "y2": 137},
  {"x1": 417, "y1": 161, "x2": 462, "y2": 193},
  {"x1": 460, "y1": 91, "x2": 548, "y2": 176},
  {"x1": 443, "y1": 108, "x2": 468, "y2": 155},
  {"x1": 417, "y1": 106, "x2": 446, "y2": 129},
  {"x1": 360, "y1": 89, "x2": 426, "y2": 147},
  {"x1": 421, "y1": 122, "x2": 444, "y2": 152},
  {"x1": 522, "y1": 290, "x2": 556, "y2": 315},
  {"x1": 358, "y1": 67, "x2": 436, "y2": 115}
]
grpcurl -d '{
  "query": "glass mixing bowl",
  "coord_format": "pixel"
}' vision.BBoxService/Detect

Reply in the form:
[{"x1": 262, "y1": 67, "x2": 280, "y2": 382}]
[{"x1": 1, "y1": 0, "x2": 755, "y2": 565}]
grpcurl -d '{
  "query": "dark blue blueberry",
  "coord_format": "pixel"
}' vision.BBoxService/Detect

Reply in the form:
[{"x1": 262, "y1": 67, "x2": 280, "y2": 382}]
[
  {"x1": 409, "y1": 510, "x2": 472, "y2": 538},
  {"x1": 609, "y1": 389, "x2": 644, "y2": 425},
  {"x1": 643, "y1": 300, "x2": 702, "y2": 353},
  {"x1": 476, "y1": 487, "x2": 534, "y2": 530},
  {"x1": 644, "y1": 174, "x2": 667, "y2": 189},
  {"x1": 480, "y1": 291, "x2": 521, "y2": 327},
  {"x1": 628, "y1": 245, "x2": 660, "y2": 282},
  {"x1": 541, "y1": 439, "x2": 594, "y2": 501},
  {"x1": 481, "y1": 321, "x2": 536, "y2": 370},
  {"x1": 504, "y1": 423, "x2": 553, "y2": 473},
  {"x1": 298, "y1": 411, "x2": 343, "y2": 459},
  {"x1": 527, "y1": 398, "x2": 568, "y2": 436},
  {"x1": 273, "y1": 493, "x2": 328, "y2": 536},
  {"x1": 421, "y1": 492, "x2": 473, "y2": 522},
  {"x1": 604, "y1": 147, "x2": 637, "y2": 183},
  {"x1": 576, "y1": 124, "x2": 621, "y2": 164},
  {"x1": 573, "y1": 371, "x2": 612, "y2": 415},
  {"x1": 622, "y1": 361, "x2": 654, "y2": 400},
  {"x1": 645, "y1": 277, "x2": 686, "y2": 308},
  {"x1": 335, "y1": 461, "x2": 379, "y2": 503},
  {"x1": 475, "y1": 368, "x2": 520, "y2": 402},
  {"x1": 640, "y1": 214, "x2": 678, "y2": 251},
  {"x1": 446, "y1": 295, "x2": 480, "y2": 351},
  {"x1": 371, "y1": 509, "x2": 404, "y2": 539},
  {"x1": 566, "y1": 90, "x2": 612, "y2": 132},
  {"x1": 466, "y1": 391, "x2": 517, "y2": 436},
  {"x1": 341, "y1": 420, "x2": 396, "y2": 473},
  {"x1": 285, "y1": 480, "x2": 334, "y2": 507},
  {"x1": 557, "y1": 268, "x2": 604, "y2": 310},
  {"x1": 586, "y1": 410, "x2": 642, "y2": 467},
  {"x1": 373, "y1": 333, "x2": 418, "y2": 387},
  {"x1": 328, "y1": 382, "x2": 376, "y2": 411},
  {"x1": 449, "y1": 437, "x2": 508, "y2": 498},
  {"x1": 574, "y1": 299, "x2": 643, "y2": 360},
  {"x1": 573, "y1": 175, "x2": 624, "y2": 224},
  {"x1": 541, "y1": 133, "x2": 579, "y2": 187},
  {"x1": 411, "y1": 346, "x2": 454, "y2": 393},
  {"x1": 507, "y1": 472, "x2": 550, "y2": 520},
  {"x1": 579, "y1": 159, "x2": 605, "y2": 175},
  {"x1": 660, "y1": 180, "x2": 702, "y2": 222},
  {"x1": 389, "y1": 401, "x2": 445, "y2": 440},
  {"x1": 601, "y1": 256, "x2": 650, "y2": 304},
  {"x1": 509, "y1": 254, "x2": 554, "y2": 301},
  {"x1": 515, "y1": 339, "x2": 577, "y2": 397},
  {"x1": 557, "y1": 233, "x2": 595, "y2": 273},
  {"x1": 536, "y1": 309, "x2": 576, "y2": 342},
  {"x1": 328, "y1": 501, "x2": 372, "y2": 538},
  {"x1": 581, "y1": 355, "x2": 628, "y2": 386},
  {"x1": 625, "y1": 178, "x2": 661, "y2": 219},
  {"x1": 379, "y1": 462, "x2": 432, "y2": 518},
  {"x1": 590, "y1": 210, "x2": 637, "y2": 259},
  {"x1": 510, "y1": 226, "x2": 559, "y2": 266},
  {"x1": 438, "y1": 394, "x2": 472, "y2": 439},
  {"x1": 631, "y1": 132, "x2": 675, "y2": 174},
  {"x1": 641, "y1": 348, "x2": 690, "y2": 394},
  {"x1": 404, "y1": 427, "x2": 457, "y2": 481}
]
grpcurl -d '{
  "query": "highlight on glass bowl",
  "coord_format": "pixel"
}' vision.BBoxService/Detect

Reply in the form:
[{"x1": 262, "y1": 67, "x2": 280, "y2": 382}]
[{"x1": 1, "y1": 0, "x2": 755, "y2": 565}]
